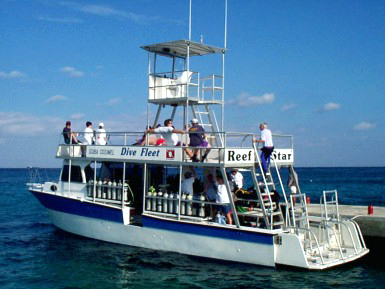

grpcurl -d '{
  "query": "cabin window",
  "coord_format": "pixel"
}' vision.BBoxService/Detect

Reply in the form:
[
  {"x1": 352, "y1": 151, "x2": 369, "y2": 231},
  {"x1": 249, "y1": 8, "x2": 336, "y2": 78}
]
[{"x1": 61, "y1": 165, "x2": 83, "y2": 183}]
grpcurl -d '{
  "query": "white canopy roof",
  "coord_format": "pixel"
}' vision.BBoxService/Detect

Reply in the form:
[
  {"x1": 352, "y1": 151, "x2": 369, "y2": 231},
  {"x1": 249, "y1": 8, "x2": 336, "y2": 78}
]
[{"x1": 141, "y1": 40, "x2": 225, "y2": 58}]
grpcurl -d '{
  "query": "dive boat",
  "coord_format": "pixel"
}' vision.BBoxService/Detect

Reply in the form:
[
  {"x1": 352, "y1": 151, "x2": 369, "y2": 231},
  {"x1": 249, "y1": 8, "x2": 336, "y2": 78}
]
[{"x1": 27, "y1": 2, "x2": 368, "y2": 269}]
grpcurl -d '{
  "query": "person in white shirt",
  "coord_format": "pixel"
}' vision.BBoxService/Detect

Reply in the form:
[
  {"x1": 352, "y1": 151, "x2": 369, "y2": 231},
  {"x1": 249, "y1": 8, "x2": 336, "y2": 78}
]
[
  {"x1": 83, "y1": 121, "x2": 94, "y2": 145},
  {"x1": 230, "y1": 168, "x2": 243, "y2": 191},
  {"x1": 213, "y1": 171, "x2": 232, "y2": 225},
  {"x1": 181, "y1": 168, "x2": 197, "y2": 195},
  {"x1": 146, "y1": 119, "x2": 185, "y2": 146},
  {"x1": 96, "y1": 122, "x2": 107, "y2": 145},
  {"x1": 253, "y1": 122, "x2": 274, "y2": 174}
]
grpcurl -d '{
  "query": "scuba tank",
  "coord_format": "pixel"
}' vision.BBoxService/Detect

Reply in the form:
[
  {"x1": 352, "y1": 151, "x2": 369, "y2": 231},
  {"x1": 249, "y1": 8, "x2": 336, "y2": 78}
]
[
  {"x1": 199, "y1": 193, "x2": 206, "y2": 217},
  {"x1": 174, "y1": 193, "x2": 179, "y2": 214},
  {"x1": 117, "y1": 180, "x2": 122, "y2": 201},
  {"x1": 168, "y1": 192, "x2": 174, "y2": 213},
  {"x1": 111, "y1": 180, "x2": 117, "y2": 200},
  {"x1": 151, "y1": 191, "x2": 157, "y2": 211},
  {"x1": 123, "y1": 182, "x2": 128, "y2": 202},
  {"x1": 186, "y1": 194, "x2": 193, "y2": 216},
  {"x1": 102, "y1": 180, "x2": 107, "y2": 199},
  {"x1": 107, "y1": 180, "x2": 112, "y2": 199},
  {"x1": 157, "y1": 190, "x2": 163, "y2": 212},
  {"x1": 215, "y1": 212, "x2": 226, "y2": 224},
  {"x1": 163, "y1": 191, "x2": 168, "y2": 213},
  {"x1": 180, "y1": 193, "x2": 186, "y2": 215},
  {"x1": 87, "y1": 180, "x2": 93, "y2": 197},
  {"x1": 97, "y1": 179, "x2": 103, "y2": 198},
  {"x1": 146, "y1": 190, "x2": 152, "y2": 211}
]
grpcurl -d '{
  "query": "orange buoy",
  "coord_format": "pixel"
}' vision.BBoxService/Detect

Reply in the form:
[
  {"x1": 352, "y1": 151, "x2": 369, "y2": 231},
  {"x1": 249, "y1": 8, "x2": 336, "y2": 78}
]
[
  {"x1": 306, "y1": 196, "x2": 311, "y2": 204},
  {"x1": 368, "y1": 205, "x2": 374, "y2": 215}
]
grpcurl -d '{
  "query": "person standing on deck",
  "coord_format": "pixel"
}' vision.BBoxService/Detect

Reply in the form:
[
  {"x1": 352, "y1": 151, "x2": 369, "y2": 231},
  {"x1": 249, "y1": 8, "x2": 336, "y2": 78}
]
[
  {"x1": 83, "y1": 121, "x2": 94, "y2": 145},
  {"x1": 96, "y1": 123, "x2": 107, "y2": 145},
  {"x1": 253, "y1": 123, "x2": 274, "y2": 174},
  {"x1": 287, "y1": 167, "x2": 299, "y2": 194}
]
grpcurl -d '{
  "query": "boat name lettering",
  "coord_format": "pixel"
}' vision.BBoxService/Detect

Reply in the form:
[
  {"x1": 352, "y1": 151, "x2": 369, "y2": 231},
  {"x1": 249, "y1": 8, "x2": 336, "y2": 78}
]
[
  {"x1": 100, "y1": 149, "x2": 114, "y2": 155},
  {"x1": 141, "y1": 147, "x2": 160, "y2": 157},
  {"x1": 88, "y1": 149, "x2": 99, "y2": 154},
  {"x1": 272, "y1": 151, "x2": 292, "y2": 161},
  {"x1": 227, "y1": 150, "x2": 252, "y2": 161},
  {"x1": 121, "y1": 147, "x2": 137, "y2": 156}
]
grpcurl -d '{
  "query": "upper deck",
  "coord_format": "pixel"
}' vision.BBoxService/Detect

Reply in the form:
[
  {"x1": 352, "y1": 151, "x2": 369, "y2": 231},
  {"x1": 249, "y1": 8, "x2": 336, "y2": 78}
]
[
  {"x1": 142, "y1": 40, "x2": 225, "y2": 106},
  {"x1": 56, "y1": 131, "x2": 294, "y2": 168}
]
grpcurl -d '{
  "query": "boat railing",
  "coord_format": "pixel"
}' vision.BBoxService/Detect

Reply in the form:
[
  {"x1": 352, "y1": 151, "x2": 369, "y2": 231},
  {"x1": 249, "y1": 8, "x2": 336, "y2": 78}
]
[
  {"x1": 287, "y1": 226, "x2": 326, "y2": 265},
  {"x1": 200, "y1": 74, "x2": 224, "y2": 102},
  {"x1": 57, "y1": 131, "x2": 294, "y2": 166}
]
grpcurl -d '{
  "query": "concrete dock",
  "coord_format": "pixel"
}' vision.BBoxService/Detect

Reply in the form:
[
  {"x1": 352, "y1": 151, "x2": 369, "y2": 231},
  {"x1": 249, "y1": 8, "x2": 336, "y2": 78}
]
[{"x1": 307, "y1": 204, "x2": 385, "y2": 238}]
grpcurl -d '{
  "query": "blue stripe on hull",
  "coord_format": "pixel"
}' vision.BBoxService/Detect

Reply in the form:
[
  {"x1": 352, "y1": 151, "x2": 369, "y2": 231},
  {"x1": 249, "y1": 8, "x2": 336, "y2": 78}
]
[
  {"x1": 142, "y1": 215, "x2": 274, "y2": 245},
  {"x1": 31, "y1": 191, "x2": 123, "y2": 223}
]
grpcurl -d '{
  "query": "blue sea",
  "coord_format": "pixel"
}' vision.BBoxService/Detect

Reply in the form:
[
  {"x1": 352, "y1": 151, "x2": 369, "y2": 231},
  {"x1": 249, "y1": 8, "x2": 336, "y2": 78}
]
[{"x1": 1, "y1": 167, "x2": 385, "y2": 288}]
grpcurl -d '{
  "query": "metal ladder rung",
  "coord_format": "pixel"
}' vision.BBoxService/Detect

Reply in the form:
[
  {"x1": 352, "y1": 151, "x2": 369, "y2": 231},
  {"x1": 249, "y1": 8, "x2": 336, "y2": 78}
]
[
  {"x1": 294, "y1": 216, "x2": 308, "y2": 221},
  {"x1": 256, "y1": 173, "x2": 271, "y2": 177},
  {"x1": 258, "y1": 182, "x2": 274, "y2": 186},
  {"x1": 272, "y1": 221, "x2": 285, "y2": 226},
  {"x1": 196, "y1": 111, "x2": 210, "y2": 115},
  {"x1": 261, "y1": 192, "x2": 275, "y2": 196},
  {"x1": 292, "y1": 193, "x2": 307, "y2": 198}
]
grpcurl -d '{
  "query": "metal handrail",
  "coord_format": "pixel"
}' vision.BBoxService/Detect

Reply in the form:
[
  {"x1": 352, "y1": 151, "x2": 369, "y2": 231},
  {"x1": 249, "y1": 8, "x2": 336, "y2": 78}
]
[{"x1": 287, "y1": 226, "x2": 325, "y2": 265}]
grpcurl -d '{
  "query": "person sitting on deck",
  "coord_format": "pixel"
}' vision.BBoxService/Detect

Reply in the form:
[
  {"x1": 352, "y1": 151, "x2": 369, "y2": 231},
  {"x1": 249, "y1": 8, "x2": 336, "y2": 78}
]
[
  {"x1": 186, "y1": 118, "x2": 211, "y2": 162},
  {"x1": 145, "y1": 119, "x2": 185, "y2": 146},
  {"x1": 136, "y1": 125, "x2": 164, "y2": 146},
  {"x1": 63, "y1": 121, "x2": 80, "y2": 144}
]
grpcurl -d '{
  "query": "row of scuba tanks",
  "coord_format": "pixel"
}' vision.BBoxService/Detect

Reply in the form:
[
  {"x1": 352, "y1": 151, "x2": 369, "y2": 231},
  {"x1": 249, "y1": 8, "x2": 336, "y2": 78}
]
[
  {"x1": 87, "y1": 180, "x2": 128, "y2": 201},
  {"x1": 146, "y1": 190, "x2": 206, "y2": 217}
]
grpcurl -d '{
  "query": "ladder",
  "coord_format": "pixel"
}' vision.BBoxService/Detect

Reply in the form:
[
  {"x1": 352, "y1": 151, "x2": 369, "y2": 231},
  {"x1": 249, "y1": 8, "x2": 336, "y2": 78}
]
[
  {"x1": 321, "y1": 190, "x2": 340, "y2": 221},
  {"x1": 287, "y1": 165, "x2": 310, "y2": 229},
  {"x1": 191, "y1": 103, "x2": 222, "y2": 147},
  {"x1": 251, "y1": 142, "x2": 285, "y2": 229}
]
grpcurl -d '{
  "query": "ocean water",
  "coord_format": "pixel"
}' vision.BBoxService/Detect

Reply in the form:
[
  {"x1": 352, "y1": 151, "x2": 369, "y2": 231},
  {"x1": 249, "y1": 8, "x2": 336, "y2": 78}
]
[{"x1": 1, "y1": 167, "x2": 385, "y2": 289}]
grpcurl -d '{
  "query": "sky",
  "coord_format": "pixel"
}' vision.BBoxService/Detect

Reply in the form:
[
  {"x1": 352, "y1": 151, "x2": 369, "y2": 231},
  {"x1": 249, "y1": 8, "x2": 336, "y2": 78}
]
[{"x1": 1, "y1": 0, "x2": 385, "y2": 168}]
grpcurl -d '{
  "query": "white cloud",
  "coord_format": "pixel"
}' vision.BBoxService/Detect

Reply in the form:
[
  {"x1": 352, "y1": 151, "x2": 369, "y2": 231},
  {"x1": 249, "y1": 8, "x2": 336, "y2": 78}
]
[
  {"x1": 321, "y1": 102, "x2": 340, "y2": 111},
  {"x1": 70, "y1": 113, "x2": 85, "y2": 120},
  {"x1": 60, "y1": 2, "x2": 159, "y2": 24},
  {"x1": 0, "y1": 112, "x2": 62, "y2": 137},
  {"x1": 353, "y1": 121, "x2": 376, "y2": 131},
  {"x1": 281, "y1": 103, "x2": 296, "y2": 111},
  {"x1": 107, "y1": 98, "x2": 121, "y2": 106},
  {"x1": 229, "y1": 92, "x2": 275, "y2": 107},
  {"x1": 46, "y1": 95, "x2": 68, "y2": 103},
  {"x1": 37, "y1": 16, "x2": 83, "y2": 23},
  {"x1": 0, "y1": 70, "x2": 27, "y2": 79},
  {"x1": 60, "y1": 66, "x2": 84, "y2": 78}
]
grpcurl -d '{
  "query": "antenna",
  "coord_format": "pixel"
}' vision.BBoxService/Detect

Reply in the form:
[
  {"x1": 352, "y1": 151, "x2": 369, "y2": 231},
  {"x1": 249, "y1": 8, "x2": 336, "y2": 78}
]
[{"x1": 189, "y1": 0, "x2": 192, "y2": 41}]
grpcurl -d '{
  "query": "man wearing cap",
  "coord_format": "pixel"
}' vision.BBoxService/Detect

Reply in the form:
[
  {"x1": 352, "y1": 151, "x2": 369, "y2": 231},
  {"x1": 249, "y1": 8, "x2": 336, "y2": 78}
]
[
  {"x1": 96, "y1": 122, "x2": 107, "y2": 145},
  {"x1": 253, "y1": 122, "x2": 274, "y2": 173},
  {"x1": 188, "y1": 118, "x2": 211, "y2": 162},
  {"x1": 63, "y1": 121, "x2": 79, "y2": 144}
]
